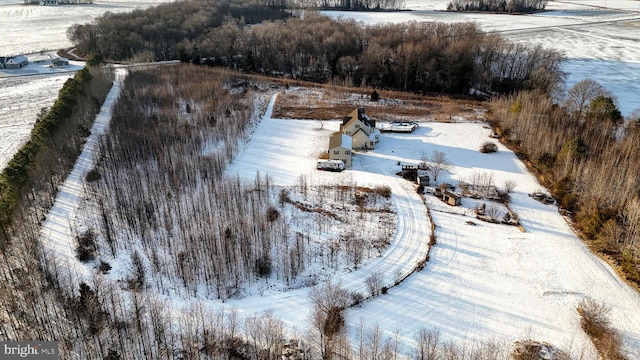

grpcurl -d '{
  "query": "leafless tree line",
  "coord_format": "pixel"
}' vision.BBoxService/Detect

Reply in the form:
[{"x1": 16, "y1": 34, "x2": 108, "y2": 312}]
[
  {"x1": 489, "y1": 80, "x2": 640, "y2": 285},
  {"x1": 288, "y1": 0, "x2": 406, "y2": 10},
  {"x1": 447, "y1": 0, "x2": 546, "y2": 13}
]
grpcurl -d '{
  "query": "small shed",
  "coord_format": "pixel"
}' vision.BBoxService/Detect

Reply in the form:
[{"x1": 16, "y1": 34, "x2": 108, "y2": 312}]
[
  {"x1": 435, "y1": 187, "x2": 461, "y2": 206},
  {"x1": 416, "y1": 170, "x2": 430, "y2": 186},
  {"x1": 442, "y1": 190, "x2": 461, "y2": 206},
  {"x1": 52, "y1": 57, "x2": 69, "y2": 67}
]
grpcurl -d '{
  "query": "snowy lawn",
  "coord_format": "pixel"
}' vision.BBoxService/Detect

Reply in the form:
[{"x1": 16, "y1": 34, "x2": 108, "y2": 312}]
[
  {"x1": 0, "y1": 0, "x2": 169, "y2": 56},
  {"x1": 0, "y1": 0, "x2": 169, "y2": 170}
]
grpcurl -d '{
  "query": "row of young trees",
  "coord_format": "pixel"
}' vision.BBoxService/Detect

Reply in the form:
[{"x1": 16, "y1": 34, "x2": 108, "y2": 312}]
[
  {"x1": 84, "y1": 67, "x2": 266, "y2": 299},
  {"x1": 288, "y1": 0, "x2": 406, "y2": 10},
  {"x1": 447, "y1": 0, "x2": 546, "y2": 13},
  {"x1": 68, "y1": 5, "x2": 565, "y2": 96},
  {"x1": 489, "y1": 80, "x2": 640, "y2": 286}
]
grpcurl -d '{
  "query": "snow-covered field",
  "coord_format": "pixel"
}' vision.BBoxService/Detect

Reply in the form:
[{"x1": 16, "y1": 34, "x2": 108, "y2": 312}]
[
  {"x1": 0, "y1": 0, "x2": 170, "y2": 170},
  {"x1": 0, "y1": 53, "x2": 84, "y2": 169},
  {"x1": 0, "y1": 0, "x2": 167, "y2": 55}
]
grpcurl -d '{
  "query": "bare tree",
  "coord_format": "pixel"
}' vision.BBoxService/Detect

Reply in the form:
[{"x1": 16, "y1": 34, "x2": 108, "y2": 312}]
[
  {"x1": 565, "y1": 79, "x2": 610, "y2": 121},
  {"x1": 245, "y1": 311, "x2": 284, "y2": 359},
  {"x1": 485, "y1": 204, "x2": 503, "y2": 222},
  {"x1": 365, "y1": 272, "x2": 384, "y2": 296},
  {"x1": 308, "y1": 280, "x2": 350, "y2": 360},
  {"x1": 427, "y1": 151, "x2": 452, "y2": 183},
  {"x1": 504, "y1": 180, "x2": 517, "y2": 193},
  {"x1": 414, "y1": 328, "x2": 440, "y2": 360}
]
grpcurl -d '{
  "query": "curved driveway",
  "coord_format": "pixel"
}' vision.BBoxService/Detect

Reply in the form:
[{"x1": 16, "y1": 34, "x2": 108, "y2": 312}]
[{"x1": 224, "y1": 92, "x2": 432, "y2": 328}]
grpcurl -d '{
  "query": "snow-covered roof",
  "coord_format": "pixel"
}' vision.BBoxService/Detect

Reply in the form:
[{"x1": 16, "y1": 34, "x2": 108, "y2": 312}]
[
  {"x1": 27, "y1": 53, "x2": 52, "y2": 63},
  {"x1": 6, "y1": 55, "x2": 27, "y2": 64}
]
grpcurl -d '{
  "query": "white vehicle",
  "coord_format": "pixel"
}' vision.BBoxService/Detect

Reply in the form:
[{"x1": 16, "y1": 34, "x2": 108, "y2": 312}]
[
  {"x1": 317, "y1": 159, "x2": 345, "y2": 172},
  {"x1": 379, "y1": 122, "x2": 418, "y2": 133}
]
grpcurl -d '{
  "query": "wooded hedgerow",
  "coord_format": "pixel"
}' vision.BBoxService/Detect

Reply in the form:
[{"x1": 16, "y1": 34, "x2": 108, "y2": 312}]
[{"x1": 68, "y1": 0, "x2": 564, "y2": 96}]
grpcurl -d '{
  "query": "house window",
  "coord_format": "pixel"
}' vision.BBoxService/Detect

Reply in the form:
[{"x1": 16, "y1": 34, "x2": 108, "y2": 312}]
[
  {"x1": 355, "y1": 124, "x2": 360, "y2": 128},
  {"x1": 345, "y1": 150, "x2": 351, "y2": 155},
  {"x1": 334, "y1": 150, "x2": 340, "y2": 155}
]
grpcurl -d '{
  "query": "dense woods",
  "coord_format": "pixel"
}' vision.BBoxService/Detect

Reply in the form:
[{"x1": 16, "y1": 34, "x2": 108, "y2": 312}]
[
  {"x1": 68, "y1": 1, "x2": 564, "y2": 96},
  {"x1": 489, "y1": 82, "x2": 640, "y2": 286},
  {"x1": 447, "y1": 0, "x2": 546, "y2": 13},
  {"x1": 66, "y1": 0, "x2": 290, "y2": 62}
]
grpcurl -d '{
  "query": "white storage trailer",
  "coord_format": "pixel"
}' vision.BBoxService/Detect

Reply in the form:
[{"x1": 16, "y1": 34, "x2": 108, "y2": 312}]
[{"x1": 317, "y1": 159, "x2": 345, "y2": 172}]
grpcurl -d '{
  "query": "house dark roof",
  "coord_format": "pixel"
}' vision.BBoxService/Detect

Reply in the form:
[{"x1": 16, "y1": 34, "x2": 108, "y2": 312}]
[{"x1": 342, "y1": 108, "x2": 375, "y2": 128}]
